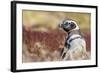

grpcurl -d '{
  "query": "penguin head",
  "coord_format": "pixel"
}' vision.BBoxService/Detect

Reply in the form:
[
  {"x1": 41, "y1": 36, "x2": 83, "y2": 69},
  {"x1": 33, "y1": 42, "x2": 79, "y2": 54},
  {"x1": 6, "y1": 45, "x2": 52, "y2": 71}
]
[{"x1": 59, "y1": 19, "x2": 79, "y2": 32}]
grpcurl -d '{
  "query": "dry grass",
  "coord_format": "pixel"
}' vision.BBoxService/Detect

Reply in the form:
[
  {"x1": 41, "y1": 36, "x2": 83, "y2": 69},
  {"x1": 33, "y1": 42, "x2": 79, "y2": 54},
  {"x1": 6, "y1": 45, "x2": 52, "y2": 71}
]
[{"x1": 22, "y1": 29, "x2": 91, "y2": 63}]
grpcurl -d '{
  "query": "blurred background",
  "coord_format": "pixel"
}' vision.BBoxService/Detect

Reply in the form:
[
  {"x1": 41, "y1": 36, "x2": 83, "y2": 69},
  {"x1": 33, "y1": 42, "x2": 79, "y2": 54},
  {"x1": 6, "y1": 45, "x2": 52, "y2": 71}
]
[{"x1": 22, "y1": 10, "x2": 91, "y2": 63}]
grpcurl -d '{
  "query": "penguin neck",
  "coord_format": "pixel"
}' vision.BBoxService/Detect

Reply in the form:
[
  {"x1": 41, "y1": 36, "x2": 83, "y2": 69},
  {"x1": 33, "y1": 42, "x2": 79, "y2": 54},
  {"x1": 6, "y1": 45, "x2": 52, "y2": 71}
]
[{"x1": 67, "y1": 29, "x2": 81, "y2": 38}]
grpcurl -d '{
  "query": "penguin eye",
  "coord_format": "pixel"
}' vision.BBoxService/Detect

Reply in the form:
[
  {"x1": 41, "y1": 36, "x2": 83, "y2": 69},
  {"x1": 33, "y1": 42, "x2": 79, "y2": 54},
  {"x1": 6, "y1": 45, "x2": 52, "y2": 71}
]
[
  {"x1": 70, "y1": 22, "x2": 76, "y2": 29},
  {"x1": 68, "y1": 22, "x2": 71, "y2": 25}
]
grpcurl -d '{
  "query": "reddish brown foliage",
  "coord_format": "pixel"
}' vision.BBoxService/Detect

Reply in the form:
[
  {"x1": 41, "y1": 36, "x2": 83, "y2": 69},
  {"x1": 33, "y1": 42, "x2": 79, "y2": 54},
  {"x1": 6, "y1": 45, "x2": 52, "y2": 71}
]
[
  {"x1": 23, "y1": 28, "x2": 91, "y2": 52},
  {"x1": 82, "y1": 32, "x2": 91, "y2": 51},
  {"x1": 23, "y1": 28, "x2": 67, "y2": 51}
]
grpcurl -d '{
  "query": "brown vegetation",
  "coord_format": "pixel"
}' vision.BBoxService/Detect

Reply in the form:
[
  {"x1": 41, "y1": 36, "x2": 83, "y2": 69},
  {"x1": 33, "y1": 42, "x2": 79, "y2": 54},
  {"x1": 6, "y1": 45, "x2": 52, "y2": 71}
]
[{"x1": 22, "y1": 28, "x2": 91, "y2": 62}]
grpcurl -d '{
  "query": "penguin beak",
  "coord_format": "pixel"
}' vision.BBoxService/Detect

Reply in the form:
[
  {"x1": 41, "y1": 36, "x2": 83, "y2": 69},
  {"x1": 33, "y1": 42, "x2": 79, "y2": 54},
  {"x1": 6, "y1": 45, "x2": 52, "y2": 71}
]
[{"x1": 58, "y1": 23, "x2": 61, "y2": 28}]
